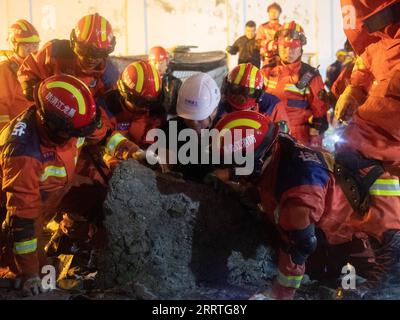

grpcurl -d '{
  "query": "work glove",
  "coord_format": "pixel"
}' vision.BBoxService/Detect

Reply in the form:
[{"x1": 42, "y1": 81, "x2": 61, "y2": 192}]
[
  {"x1": 308, "y1": 115, "x2": 329, "y2": 134},
  {"x1": 115, "y1": 139, "x2": 140, "y2": 160},
  {"x1": 132, "y1": 149, "x2": 170, "y2": 173},
  {"x1": 22, "y1": 275, "x2": 47, "y2": 297},
  {"x1": 20, "y1": 79, "x2": 38, "y2": 102},
  {"x1": 334, "y1": 85, "x2": 367, "y2": 125}
]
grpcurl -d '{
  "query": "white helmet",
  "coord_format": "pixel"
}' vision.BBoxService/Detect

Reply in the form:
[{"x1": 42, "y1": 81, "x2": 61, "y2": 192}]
[{"x1": 176, "y1": 73, "x2": 221, "y2": 121}]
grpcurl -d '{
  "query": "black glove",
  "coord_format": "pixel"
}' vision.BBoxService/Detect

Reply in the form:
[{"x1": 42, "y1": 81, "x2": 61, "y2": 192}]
[
  {"x1": 20, "y1": 79, "x2": 38, "y2": 102},
  {"x1": 308, "y1": 116, "x2": 329, "y2": 134}
]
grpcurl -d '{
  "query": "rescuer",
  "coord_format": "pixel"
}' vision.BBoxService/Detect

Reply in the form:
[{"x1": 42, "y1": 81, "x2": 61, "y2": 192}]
[
  {"x1": 213, "y1": 110, "x2": 400, "y2": 300},
  {"x1": 0, "y1": 74, "x2": 140, "y2": 296},
  {"x1": 0, "y1": 20, "x2": 40, "y2": 130},
  {"x1": 261, "y1": 21, "x2": 328, "y2": 148}
]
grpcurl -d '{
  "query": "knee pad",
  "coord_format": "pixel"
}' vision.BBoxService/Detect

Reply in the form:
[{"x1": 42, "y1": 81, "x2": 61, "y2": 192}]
[{"x1": 288, "y1": 224, "x2": 318, "y2": 265}]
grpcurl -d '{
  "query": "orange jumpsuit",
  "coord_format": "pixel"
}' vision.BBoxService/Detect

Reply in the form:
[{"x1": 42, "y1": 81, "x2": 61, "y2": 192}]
[
  {"x1": 17, "y1": 40, "x2": 118, "y2": 99},
  {"x1": 337, "y1": 0, "x2": 400, "y2": 172},
  {"x1": 99, "y1": 90, "x2": 167, "y2": 169},
  {"x1": 256, "y1": 21, "x2": 281, "y2": 65},
  {"x1": 262, "y1": 61, "x2": 327, "y2": 146},
  {"x1": 0, "y1": 55, "x2": 33, "y2": 130},
  {"x1": 257, "y1": 135, "x2": 400, "y2": 299},
  {"x1": 0, "y1": 106, "x2": 137, "y2": 277}
]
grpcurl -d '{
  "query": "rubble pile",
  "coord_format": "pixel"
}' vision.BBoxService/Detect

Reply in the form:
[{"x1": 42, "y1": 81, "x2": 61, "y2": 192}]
[{"x1": 97, "y1": 160, "x2": 277, "y2": 299}]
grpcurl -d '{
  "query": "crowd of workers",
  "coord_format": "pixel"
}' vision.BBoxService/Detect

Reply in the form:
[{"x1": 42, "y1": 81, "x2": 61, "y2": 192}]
[{"x1": 0, "y1": 0, "x2": 399, "y2": 300}]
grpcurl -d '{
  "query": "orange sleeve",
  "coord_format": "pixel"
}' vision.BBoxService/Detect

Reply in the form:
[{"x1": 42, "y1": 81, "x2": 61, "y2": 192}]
[
  {"x1": 270, "y1": 101, "x2": 290, "y2": 124},
  {"x1": 308, "y1": 75, "x2": 328, "y2": 118},
  {"x1": 0, "y1": 63, "x2": 14, "y2": 130},
  {"x1": 1, "y1": 146, "x2": 42, "y2": 220},
  {"x1": 349, "y1": 55, "x2": 374, "y2": 93},
  {"x1": 86, "y1": 107, "x2": 139, "y2": 160},
  {"x1": 331, "y1": 63, "x2": 353, "y2": 99},
  {"x1": 255, "y1": 25, "x2": 266, "y2": 42},
  {"x1": 17, "y1": 41, "x2": 55, "y2": 85}
]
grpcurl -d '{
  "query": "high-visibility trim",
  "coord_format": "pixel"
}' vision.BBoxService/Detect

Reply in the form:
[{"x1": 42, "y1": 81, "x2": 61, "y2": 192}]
[
  {"x1": 101, "y1": 17, "x2": 107, "y2": 42},
  {"x1": 249, "y1": 66, "x2": 258, "y2": 94},
  {"x1": 80, "y1": 15, "x2": 92, "y2": 41},
  {"x1": 134, "y1": 63, "x2": 144, "y2": 94},
  {"x1": 234, "y1": 64, "x2": 246, "y2": 85},
  {"x1": 16, "y1": 35, "x2": 40, "y2": 43},
  {"x1": 151, "y1": 65, "x2": 160, "y2": 92},
  {"x1": 354, "y1": 56, "x2": 366, "y2": 71},
  {"x1": 277, "y1": 271, "x2": 303, "y2": 289},
  {"x1": 46, "y1": 81, "x2": 86, "y2": 115},
  {"x1": 40, "y1": 166, "x2": 67, "y2": 182},
  {"x1": 265, "y1": 79, "x2": 277, "y2": 89},
  {"x1": 0, "y1": 115, "x2": 10, "y2": 123},
  {"x1": 16, "y1": 21, "x2": 28, "y2": 31},
  {"x1": 14, "y1": 238, "x2": 37, "y2": 255},
  {"x1": 285, "y1": 84, "x2": 310, "y2": 95},
  {"x1": 76, "y1": 137, "x2": 85, "y2": 149},
  {"x1": 106, "y1": 133, "x2": 127, "y2": 156},
  {"x1": 295, "y1": 23, "x2": 301, "y2": 32},
  {"x1": 223, "y1": 119, "x2": 262, "y2": 130},
  {"x1": 370, "y1": 179, "x2": 400, "y2": 196}
]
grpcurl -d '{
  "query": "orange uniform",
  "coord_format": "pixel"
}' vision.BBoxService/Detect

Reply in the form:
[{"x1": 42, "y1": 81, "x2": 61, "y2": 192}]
[
  {"x1": 0, "y1": 55, "x2": 33, "y2": 130},
  {"x1": 257, "y1": 134, "x2": 400, "y2": 299},
  {"x1": 17, "y1": 40, "x2": 118, "y2": 99},
  {"x1": 256, "y1": 21, "x2": 281, "y2": 65},
  {"x1": 102, "y1": 90, "x2": 167, "y2": 148},
  {"x1": 0, "y1": 106, "x2": 137, "y2": 277},
  {"x1": 337, "y1": 0, "x2": 400, "y2": 171},
  {"x1": 262, "y1": 61, "x2": 328, "y2": 146}
]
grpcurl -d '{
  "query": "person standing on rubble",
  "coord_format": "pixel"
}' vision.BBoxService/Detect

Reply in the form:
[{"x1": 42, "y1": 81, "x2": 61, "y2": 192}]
[{"x1": 0, "y1": 20, "x2": 40, "y2": 131}]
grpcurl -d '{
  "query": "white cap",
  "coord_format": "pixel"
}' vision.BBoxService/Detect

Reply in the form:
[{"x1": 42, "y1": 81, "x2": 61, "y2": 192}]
[{"x1": 176, "y1": 73, "x2": 221, "y2": 121}]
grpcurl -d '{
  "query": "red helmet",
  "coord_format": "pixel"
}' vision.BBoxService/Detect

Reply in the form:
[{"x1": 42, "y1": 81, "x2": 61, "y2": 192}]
[
  {"x1": 275, "y1": 21, "x2": 307, "y2": 47},
  {"x1": 71, "y1": 13, "x2": 116, "y2": 58},
  {"x1": 148, "y1": 46, "x2": 169, "y2": 63},
  {"x1": 8, "y1": 19, "x2": 40, "y2": 44},
  {"x1": 35, "y1": 74, "x2": 99, "y2": 141},
  {"x1": 225, "y1": 63, "x2": 264, "y2": 110},
  {"x1": 117, "y1": 61, "x2": 162, "y2": 109},
  {"x1": 214, "y1": 111, "x2": 279, "y2": 175}
]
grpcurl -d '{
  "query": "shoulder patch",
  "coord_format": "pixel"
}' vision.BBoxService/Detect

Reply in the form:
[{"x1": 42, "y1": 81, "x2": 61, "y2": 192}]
[
  {"x1": 0, "y1": 108, "x2": 42, "y2": 161},
  {"x1": 258, "y1": 93, "x2": 280, "y2": 116},
  {"x1": 275, "y1": 136, "x2": 329, "y2": 200}
]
